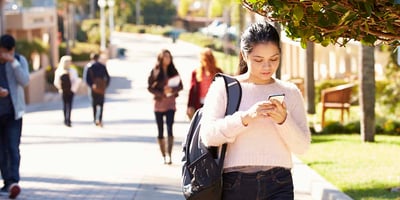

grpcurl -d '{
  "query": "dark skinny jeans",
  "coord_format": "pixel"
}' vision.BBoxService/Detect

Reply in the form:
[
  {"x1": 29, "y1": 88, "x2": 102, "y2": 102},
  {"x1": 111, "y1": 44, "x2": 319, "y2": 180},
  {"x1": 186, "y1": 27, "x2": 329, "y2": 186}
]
[
  {"x1": 154, "y1": 110, "x2": 175, "y2": 139},
  {"x1": 0, "y1": 113, "x2": 22, "y2": 187},
  {"x1": 222, "y1": 167, "x2": 294, "y2": 200}
]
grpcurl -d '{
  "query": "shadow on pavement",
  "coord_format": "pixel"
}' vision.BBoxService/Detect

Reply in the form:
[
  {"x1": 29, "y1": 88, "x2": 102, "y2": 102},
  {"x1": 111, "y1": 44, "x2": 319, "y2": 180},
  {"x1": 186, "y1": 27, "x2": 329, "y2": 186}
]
[{"x1": 17, "y1": 176, "x2": 139, "y2": 199}]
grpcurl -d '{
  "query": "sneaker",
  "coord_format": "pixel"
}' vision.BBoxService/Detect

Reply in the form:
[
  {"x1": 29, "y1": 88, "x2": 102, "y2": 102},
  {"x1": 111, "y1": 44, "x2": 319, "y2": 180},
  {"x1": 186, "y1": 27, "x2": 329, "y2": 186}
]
[
  {"x1": 8, "y1": 183, "x2": 20, "y2": 199},
  {"x1": 0, "y1": 186, "x2": 7, "y2": 196}
]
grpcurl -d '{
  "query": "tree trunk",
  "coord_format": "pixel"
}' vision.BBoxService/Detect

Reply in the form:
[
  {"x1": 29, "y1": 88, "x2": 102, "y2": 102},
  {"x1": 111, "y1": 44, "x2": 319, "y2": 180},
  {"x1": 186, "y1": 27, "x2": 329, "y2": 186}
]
[
  {"x1": 306, "y1": 42, "x2": 315, "y2": 114},
  {"x1": 0, "y1": 0, "x2": 5, "y2": 35},
  {"x1": 65, "y1": 3, "x2": 70, "y2": 55},
  {"x1": 359, "y1": 45, "x2": 375, "y2": 142},
  {"x1": 89, "y1": 0, "x2": 95, "y2": 19}
]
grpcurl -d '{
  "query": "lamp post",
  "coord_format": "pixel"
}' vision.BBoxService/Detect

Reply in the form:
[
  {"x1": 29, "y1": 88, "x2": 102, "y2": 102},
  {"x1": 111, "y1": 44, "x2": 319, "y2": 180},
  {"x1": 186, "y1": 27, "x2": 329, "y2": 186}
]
[
  {"x1": 107, "y1": 0, "x2": 115, "y2": 33},
  {"x1": 136, "y1": 0, "x2": 140, "y2": 25},
  {"x1": 107, "y1": 0, "x2": 115, "y2": 44},
  {"x1": 97, "y1": 0, "x2": 106, "y2": 51}
]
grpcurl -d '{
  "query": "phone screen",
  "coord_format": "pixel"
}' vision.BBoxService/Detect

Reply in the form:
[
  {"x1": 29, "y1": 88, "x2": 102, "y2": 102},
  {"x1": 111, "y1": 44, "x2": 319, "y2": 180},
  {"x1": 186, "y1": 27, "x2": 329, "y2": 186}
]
[{"x1": 268, "y1": 94, "x2": 285, "y2": 103}]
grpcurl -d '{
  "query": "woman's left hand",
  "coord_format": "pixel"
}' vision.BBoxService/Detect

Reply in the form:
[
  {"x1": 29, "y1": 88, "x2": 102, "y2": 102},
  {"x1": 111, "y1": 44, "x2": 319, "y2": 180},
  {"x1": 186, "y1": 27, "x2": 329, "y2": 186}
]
[
  {"x1": 265, "y1": 99, "x2": 287, "y2": 124},
  {"x1": 164, "y1": 86, "x2": 173, "y2": 96}
]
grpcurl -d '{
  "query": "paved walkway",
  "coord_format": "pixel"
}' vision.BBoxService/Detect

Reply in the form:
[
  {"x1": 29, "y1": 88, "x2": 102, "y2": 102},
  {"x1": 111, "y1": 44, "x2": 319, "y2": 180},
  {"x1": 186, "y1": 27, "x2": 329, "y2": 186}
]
[{"x1": 0, "y1": 33, "x2": 352, "y2": 200}]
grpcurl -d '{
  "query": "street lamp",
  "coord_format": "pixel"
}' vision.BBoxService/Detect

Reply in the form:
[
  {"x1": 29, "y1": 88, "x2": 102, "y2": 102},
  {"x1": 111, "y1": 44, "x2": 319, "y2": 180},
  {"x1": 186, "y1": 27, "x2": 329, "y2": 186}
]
[
  {"x1": 107, "y1": 0, "x2": 115, "y2": 45},
  {"x1": 107, "y1": 0, "x2": 115, "y2": 34},
  {"x1": 97, "y1": 0, "x2": 106, "y2": 51}
]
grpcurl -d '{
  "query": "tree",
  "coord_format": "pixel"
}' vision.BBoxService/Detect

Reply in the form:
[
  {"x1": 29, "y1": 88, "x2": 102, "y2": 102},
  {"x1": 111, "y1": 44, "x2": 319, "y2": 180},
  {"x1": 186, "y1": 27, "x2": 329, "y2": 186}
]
[
  {"x1": 177, "y1": 0, "x2": 192, "y2": 17},
  {"x1": 57, "y1": 0, "x2": 89, "y2": 54},
  {"x1": 0, "y1": 0, "x2": 5, "y2": 35},
  {"x1": 241, "y1": 0, "x2": 400, "y2": 142},
  {"x1": 141, "y1": 0, "x2": 176, "y2": 26}
]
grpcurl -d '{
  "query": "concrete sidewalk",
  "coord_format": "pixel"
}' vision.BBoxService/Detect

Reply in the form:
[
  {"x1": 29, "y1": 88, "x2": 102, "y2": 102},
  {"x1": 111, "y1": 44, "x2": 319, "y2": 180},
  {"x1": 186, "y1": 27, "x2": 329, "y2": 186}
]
[{"x1": 0, "y1": 32, "x2": 352, "y2": 200}]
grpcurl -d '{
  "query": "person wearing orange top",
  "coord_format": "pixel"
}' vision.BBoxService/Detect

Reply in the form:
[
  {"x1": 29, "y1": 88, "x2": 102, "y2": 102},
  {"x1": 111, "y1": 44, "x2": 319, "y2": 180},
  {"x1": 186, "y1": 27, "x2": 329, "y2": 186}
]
[{"x1": 186, "y1": 48, "x2": 223, "y2": 120}]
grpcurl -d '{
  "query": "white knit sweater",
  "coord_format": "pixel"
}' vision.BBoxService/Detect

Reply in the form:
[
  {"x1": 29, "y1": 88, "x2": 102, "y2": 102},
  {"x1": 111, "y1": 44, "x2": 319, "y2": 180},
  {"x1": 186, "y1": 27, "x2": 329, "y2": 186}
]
[{"x1": 199, "y1": 76, "x2": 311, "y2": 169}]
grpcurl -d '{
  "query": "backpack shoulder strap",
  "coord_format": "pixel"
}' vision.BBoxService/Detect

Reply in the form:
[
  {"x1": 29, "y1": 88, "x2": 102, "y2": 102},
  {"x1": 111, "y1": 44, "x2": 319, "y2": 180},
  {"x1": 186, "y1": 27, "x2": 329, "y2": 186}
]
[
  {"x1": 14, "y1": 53, "x2": 20, "y2": 62},
  {"x1": 215, "y1": 73, "x2": 242, "y2": 116},
  {"x1": 214, "y1": 73, "x2": 242, "y2": 169}
]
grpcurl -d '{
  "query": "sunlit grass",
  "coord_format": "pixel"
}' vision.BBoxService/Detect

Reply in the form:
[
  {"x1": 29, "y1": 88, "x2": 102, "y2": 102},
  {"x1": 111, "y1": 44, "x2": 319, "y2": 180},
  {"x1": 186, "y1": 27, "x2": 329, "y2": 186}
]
[{"x1": 299, "y1": 134, "x2": 400, "y2": 200}]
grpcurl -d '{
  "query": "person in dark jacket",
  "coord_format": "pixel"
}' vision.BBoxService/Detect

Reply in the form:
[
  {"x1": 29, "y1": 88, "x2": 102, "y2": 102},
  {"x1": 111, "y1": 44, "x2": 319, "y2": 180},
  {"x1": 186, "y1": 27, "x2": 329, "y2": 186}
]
[
  {"x1": 85, "y1": 53, "x2": 110, "y2": 127},
  {"x1": 147, "y1": 49, "x2": 183, "y2": 164}
]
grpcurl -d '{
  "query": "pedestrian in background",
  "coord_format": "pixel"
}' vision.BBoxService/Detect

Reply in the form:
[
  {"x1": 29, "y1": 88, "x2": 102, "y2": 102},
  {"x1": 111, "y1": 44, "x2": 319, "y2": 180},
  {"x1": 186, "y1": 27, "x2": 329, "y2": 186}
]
[
  {"x1": 85, "y1": 53, "x2": 110, "y2": 127},
  {"x1": 147, "y1": 49, "x2": 183, "y2": 165},
  {"x1": 54, "y1": 55, "x2": 80, "y2": 127},
  {"x1": 199, "y1": 21, "x2": 311, "y2": 199},
  {"x1": 83, "y1": 53, "x2": 99, "y2": 102},
  {"x1": 186, "y1": 47, "x2": 223, "y2": 120},
  {"x1": 0, "y1": 34, "x2": 30, "y2": 199}
]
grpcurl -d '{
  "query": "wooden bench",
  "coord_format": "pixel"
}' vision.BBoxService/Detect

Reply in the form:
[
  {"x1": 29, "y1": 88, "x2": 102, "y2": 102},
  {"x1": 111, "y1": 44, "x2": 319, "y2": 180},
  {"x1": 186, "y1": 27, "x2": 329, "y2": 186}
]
[{"x1": 321, "y1": 83, "x2": 355, "y2": 127}]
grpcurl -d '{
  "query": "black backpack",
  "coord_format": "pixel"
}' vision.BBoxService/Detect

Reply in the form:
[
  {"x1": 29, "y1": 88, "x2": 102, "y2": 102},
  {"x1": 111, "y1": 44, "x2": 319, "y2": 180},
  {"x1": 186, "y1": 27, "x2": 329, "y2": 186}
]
[
  {"x1": 181, "y1": 73, "x2": 242, "y2": 200},
  {"x1": 60, "y1": 73, "x2": 72, "y2": 94}
]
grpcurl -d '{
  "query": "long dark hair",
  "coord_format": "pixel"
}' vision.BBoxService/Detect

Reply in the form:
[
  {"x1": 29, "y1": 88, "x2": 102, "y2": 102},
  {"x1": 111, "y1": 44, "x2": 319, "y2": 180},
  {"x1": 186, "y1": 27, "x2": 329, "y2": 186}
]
[
  {"x1": 237, "y1": 21, "x2": 281, "y2": 75},
  {"x1": 153, "y1": 49, "x2": 179, "y2": 81}
]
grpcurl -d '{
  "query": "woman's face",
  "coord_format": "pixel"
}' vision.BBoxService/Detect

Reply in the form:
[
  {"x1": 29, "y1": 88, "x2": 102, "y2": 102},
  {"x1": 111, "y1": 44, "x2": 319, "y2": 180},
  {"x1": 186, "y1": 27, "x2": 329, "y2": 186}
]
[
  {"x1": 244, "y1": 42, "x2": 280, "y2": 84},
  {"x1": 162, "y1": 52, "x2": 171, "y2": 68}
]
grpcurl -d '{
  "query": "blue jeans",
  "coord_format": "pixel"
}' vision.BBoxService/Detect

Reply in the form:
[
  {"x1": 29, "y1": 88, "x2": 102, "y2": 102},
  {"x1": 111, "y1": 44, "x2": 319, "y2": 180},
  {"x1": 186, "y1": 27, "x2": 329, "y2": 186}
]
[
  {"x1": 222, "y1": 167, "x2": 294, "y2": 200},
  {"x1": 91, "y1": 91, "x2": 104, "y2": 122},
  {"x1": 0, "y1": 113, "x2": 22, "y2": 187},
  {"x1": 154, "y1": 110, "x2": 175, "y2": 138}
]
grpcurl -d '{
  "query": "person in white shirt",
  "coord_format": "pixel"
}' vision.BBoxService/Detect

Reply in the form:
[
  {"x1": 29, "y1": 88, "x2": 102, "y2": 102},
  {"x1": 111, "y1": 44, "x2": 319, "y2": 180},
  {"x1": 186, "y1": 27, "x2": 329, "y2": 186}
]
[
  {"x1": 199, "y1": 21, "x2": 311, "y2": 200},
  {"x1": 54, "y1": 55, "x2": 80, "y2": 127}
]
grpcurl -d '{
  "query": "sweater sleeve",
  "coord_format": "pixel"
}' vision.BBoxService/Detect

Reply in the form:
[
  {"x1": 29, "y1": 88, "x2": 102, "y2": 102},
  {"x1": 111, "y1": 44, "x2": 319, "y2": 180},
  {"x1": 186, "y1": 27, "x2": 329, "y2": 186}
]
[
  {"x1": 199, "y1": 77, "x2": 247, "y2": 147},
  {"x1": 274, "y1": 85, "x2": 311, "y2": 154},
  {"x1": 11, "y1": 56, "x2": 30, "y2": 87}
]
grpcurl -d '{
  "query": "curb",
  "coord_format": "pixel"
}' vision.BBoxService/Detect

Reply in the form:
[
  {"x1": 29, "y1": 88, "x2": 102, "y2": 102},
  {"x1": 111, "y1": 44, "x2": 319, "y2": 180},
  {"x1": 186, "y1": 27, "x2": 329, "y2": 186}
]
[{"x1": 292, "y1": 157, "x2": 353, "y2": 200}]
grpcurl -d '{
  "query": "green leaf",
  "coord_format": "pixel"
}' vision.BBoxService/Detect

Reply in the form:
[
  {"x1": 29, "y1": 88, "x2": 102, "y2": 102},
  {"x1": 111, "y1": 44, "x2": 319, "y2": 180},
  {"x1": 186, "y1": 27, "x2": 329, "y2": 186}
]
[
  {"x1": 361, "y1": 34, "x2": 376, "y2": 46},
  {"x1": 339, "y1": 11, "x2": 357, "y2": 26},
  {"x1": 321, "y1": 37, "x2": 331, "y2": 47},
  {"x1": 300, "y1": 38, "x2": 308, "y2": 49},
  {"x1": 362, "y1": 2, "x2": 372, "y2": 17},
  {"x1": 270, "y1": 0, "x2": 284, "y2": 9},
  {"x1": 312, "y1": 2, "x2": 322, "y2": 11},
  {"x1": 387, "y1": 21, "x2": 394, "y2": 33},
  {"x1": 364, "y1": 23, "x2": 369, "y2": 33},
  {"x1": 293, "y1": 5, "x2": 304, "y2": 21},
  {"x1": 317, "y1": 14, "x2": 329, "y2": 27}
]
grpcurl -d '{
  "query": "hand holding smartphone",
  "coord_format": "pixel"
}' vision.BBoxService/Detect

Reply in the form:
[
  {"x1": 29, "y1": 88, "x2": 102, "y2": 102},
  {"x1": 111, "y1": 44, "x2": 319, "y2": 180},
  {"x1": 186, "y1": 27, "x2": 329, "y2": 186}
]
[
  {"x1": 0, "y1": 87, "x2": 9, "y2": 97},
  {"x1": 1, "y1": 52, "x2": 13, "y2": 62},
  {"x1": 268, "y1": 93, "x2": 285, "y2": 104}
]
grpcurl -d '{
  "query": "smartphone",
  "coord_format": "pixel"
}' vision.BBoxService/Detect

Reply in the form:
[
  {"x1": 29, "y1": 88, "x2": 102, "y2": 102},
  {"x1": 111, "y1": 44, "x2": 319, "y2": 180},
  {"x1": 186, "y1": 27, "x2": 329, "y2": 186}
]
[{"x1": 268, "y1": 93, "x2": 285, "y2": 104}]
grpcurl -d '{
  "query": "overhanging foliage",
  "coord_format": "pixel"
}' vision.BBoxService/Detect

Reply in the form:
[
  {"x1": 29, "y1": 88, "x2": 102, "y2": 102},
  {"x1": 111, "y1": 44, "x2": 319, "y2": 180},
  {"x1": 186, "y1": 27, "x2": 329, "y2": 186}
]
[{"x1": 242, "y1": 0, "x2": 400, "y2": 47}]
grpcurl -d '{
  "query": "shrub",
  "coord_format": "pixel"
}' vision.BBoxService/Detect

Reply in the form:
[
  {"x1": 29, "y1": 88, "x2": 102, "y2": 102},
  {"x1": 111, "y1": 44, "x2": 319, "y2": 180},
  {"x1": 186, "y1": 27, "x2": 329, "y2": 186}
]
[
  {"x1": 321, "y1": 121, "x2": 346, "y2": 134},
  {"x1": 80, "y1": 19, "x2": 101, "y2": 44},
  {"x1": 58, "y1": 42, "x2": 99, "y2": 62},
  {"x1": 15, "y1": 39, "x2": 48, "y2": 72},
  {"x1": 45, "y1": 65, "x2": 55, "y2": 85},
  {"x1": 382, "y1": 120, "x2": 400, "y2": 135},
  {"x1": 344, "y1": 121, "x2": 360, "y2": 134}
]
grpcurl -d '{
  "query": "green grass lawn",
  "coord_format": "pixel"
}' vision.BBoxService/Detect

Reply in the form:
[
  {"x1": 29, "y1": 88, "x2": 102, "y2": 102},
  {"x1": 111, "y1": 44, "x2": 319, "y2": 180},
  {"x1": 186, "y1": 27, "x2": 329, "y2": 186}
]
[{"x1": 298, "y1": 134, "x2": 400, "y2": 200}]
